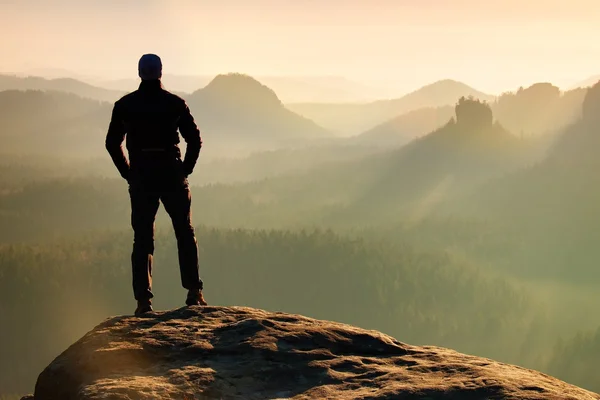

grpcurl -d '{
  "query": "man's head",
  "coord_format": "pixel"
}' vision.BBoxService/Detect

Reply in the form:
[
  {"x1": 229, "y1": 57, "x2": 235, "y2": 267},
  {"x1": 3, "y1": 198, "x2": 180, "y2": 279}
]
[{"x1": 138, "y1": 54, "x2": 162, "y2": 81}]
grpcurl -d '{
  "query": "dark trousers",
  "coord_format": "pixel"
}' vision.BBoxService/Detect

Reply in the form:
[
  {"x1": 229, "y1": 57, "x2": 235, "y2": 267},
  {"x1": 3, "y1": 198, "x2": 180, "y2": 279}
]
[{"x1": 129, "y1": 174, "x2": 202, "y2": 301}]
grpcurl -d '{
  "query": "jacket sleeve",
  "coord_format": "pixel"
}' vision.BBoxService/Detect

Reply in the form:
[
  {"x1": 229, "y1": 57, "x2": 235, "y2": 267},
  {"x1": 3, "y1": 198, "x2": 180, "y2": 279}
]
[
  {"x1": 178, "y1": 102, "x2": 202, "y2": 176},
  {"x1": 105, "y1": 102, "x2": 130, "y2": 180}
]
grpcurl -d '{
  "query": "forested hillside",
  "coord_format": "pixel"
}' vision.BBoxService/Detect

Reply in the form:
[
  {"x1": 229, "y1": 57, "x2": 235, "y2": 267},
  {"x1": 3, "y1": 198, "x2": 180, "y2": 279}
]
[
  {"x1": 0, "y1": 228, "x2": 545, "y2": 394},
  {"x1": 0, "y1": 90, "x2": 110, "y2": 156},
  {"x1": 354, "y1": 106, "x2": 455, "y2": 147},
  {"x1": 4, "y1": 2, "x2": 600, "y2": 398},
  {"x1": 2, "y1": 87, "x2": 600, "y2": 394},
  {"x1": 2, "y1": 78, "x2": 600, "y2": 397}
]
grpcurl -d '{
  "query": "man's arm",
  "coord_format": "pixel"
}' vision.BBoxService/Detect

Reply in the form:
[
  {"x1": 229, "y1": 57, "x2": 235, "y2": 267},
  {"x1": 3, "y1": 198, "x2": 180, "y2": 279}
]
[
  {"x1": 178, "y1": 102, "x2": 202, "y2": 176},
  {"x1": 105, "y1": 102, "x2": 130, "y2": 180}
]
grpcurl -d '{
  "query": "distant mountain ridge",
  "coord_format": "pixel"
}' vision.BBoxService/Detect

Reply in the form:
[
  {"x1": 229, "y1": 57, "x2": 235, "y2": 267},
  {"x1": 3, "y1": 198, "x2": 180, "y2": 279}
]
[
  {"x1": 354, "y1": 106, "x2": 455, "y2": 147},
  {"x1": 379, "y1": 79, "x2": 494, "y2": 111},
  {"x1": 492, "y1": 83, "x2": 586, "y2": 136},
  {"x1": 444, "y1": 82, "x2": 600, "y2": 286},
  {"x1": 333, "y1": 98, "x2": 533, "y2": 224},
  {"x1": 0, "y1": 90, "x2": 111, "y2": 156},
  {"x1": 87, "y1": 74, "x2": 389, "y2": 103},
  {"x1": 0, "y1": 74, "x2": 123, "y2": 102},
  {"x1": 185, "y1": 73, "x2": 333, "y2": 154},
  {"x1": 355, "y1": 82, "x2": 588, "y2": 148},
  {"x1": 0, "y1": 74, "x2": 333, "y2": 158},
  {"x1": 287, "y1": 79, "x2": 494, "y2": 135},
  {"x1": 198, "y1": 97, "x2": 538, "y2": 228}
]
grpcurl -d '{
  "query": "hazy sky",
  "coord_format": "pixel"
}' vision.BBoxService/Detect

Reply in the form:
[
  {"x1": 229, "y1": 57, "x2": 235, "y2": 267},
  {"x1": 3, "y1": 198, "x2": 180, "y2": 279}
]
[{"x1": 1, "y1": 0, "x2": 599, "y2": 94}]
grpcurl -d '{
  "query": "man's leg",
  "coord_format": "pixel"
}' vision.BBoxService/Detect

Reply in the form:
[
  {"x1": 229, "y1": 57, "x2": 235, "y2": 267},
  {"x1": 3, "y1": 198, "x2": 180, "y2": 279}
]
[
  {"x1": 161, "y1": 180, "x2": 204, "y2": 296},
  {"x1": 129, "y1": 184, "x2": 161, "y2": 302}
]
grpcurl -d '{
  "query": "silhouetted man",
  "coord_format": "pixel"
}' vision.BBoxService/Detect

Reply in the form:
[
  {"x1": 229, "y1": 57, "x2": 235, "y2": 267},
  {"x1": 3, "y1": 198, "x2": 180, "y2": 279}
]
[{"x1": 106, "y1": 54, "x2": 207, "y2": 316}]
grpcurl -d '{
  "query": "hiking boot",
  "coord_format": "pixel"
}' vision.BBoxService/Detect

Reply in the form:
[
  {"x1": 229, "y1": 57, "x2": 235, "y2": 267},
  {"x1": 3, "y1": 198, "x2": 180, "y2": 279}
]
[
  {"x1": 186, "y1": 289, "x2": 207, "y2": 306},
  {"x1": 134, "y1": 299, "x2": 153, "y2": 316}
]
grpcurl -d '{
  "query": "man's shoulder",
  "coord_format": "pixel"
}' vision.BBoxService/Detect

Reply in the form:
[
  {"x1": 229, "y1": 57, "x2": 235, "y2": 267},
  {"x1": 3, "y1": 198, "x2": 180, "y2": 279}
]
[
  {"x1": 114, "y1": 91, "x2": 137, "y2": 107},
  {"x1": 161, "y1": 89, "x2": 187, "y2": 106}
]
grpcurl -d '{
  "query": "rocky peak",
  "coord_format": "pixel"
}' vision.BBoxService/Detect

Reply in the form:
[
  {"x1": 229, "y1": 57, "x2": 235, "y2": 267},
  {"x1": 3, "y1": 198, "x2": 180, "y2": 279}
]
[
  {"x1": 27, "y1": 306, "x2": 599, "y2": 399},
  {"x1": 192, "y1": 73, "x2": 283, "y2": 111},
  {"x1": 455, "y1": 96, "x2": 493, "y2": 130}
]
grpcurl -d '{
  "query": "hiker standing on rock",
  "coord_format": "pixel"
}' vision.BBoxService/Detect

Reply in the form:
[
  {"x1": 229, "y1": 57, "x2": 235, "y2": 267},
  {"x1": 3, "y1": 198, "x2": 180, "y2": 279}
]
[{"x1": 105, "y1": 54, "x2": 207, "y2": 316}]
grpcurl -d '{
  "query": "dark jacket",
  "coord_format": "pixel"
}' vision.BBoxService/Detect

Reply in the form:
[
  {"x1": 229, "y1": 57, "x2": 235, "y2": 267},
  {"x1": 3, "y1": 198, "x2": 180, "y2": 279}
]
[{"x1": 105, "y1": 80, "x2": 202, "y2": 181}]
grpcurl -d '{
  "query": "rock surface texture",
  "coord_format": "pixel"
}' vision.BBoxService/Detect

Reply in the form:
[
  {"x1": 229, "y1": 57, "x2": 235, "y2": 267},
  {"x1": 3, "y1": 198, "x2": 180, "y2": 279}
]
[{"x1": 31, "y1": 306, "x2": 599, "y2": 399}]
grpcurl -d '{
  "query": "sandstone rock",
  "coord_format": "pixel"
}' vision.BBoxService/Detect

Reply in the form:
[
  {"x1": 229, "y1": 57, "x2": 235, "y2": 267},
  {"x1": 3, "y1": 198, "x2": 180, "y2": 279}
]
[{"x1": 33, "y1": 306, "x2": 599, "y2": 399}]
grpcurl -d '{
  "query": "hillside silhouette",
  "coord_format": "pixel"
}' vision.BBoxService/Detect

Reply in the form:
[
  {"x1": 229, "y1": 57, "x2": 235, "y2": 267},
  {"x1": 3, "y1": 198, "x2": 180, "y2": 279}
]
[
  {"x1": 393, "y1": 79, "x2": 495, "y2": 111},
  {"x1": 288, "y1": 79, "x2": 494, "y2": 135},
  {"x1": 195, "y1": 143, "x2": 382, "y2": 185},
  {"x1": 5, "y1": 1, "x2": 600, "y2": 397},
  {"x1": 452, "y1": 81, "x2": 600, "y2": 283},
  {"x1": 545, "y1": 80, "x2": 600, "y2": 165},
  {"x1": 492, "y1": 83, "x2": 586, "y2": 137},
  {"x1": 353, "y1": 106, "x2": 455, "y2": 147},
  {"x1": 0, "y1": 74, "x2": 123, "y2": 102},
  {"x1": 199, "y1": 97, "x2": 536, "y2": 227},
  {"x1": 4, "y1": 80, "x2": 600, "y2": 396},
  {"x1": 94, "y1": 73, "x2": 384, "y2": 103},
  {"x1": 336, "y1": 97, "x2": 535, "y2": 223},
  {"x1": 2, "y1": 74, "x2": 600, "y2": 398},
  {"x1": 0, "y1": 75, "x2": 334, "y2": 159},
  {"x1": 0, "y1": 90, "x2": 110, "y2": 156},
  {"x1": 185, "y1": 73, "x2": 333, "y2": 153},
  {"x1": 95, "y1": 73, "x2": 212, "y2": 94}
]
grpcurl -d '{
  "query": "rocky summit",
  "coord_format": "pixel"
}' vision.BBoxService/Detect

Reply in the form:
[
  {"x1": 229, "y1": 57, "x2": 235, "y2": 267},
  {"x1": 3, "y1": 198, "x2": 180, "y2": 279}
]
[{"x1": 28, "y1": 306, "x2": 599, "y2": 399}]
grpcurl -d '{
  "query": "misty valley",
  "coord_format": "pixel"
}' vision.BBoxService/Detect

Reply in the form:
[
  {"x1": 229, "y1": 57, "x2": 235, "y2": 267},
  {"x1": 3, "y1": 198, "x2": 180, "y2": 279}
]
[{"x1": 1, "y1": 72, "x2": 600, "y2": 398}]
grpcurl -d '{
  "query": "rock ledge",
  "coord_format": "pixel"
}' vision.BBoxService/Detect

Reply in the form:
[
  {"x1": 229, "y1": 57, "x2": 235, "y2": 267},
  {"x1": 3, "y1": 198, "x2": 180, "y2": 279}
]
[{"x1": 31, "y1": 306, "x2": 599, "y2": 399}]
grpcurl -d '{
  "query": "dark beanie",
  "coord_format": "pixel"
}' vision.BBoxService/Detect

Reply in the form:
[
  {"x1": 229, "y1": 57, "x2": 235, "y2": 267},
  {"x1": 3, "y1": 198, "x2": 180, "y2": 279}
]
[{"x1": 138, "y1": 54, "x2": 162, "y2": 80}]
